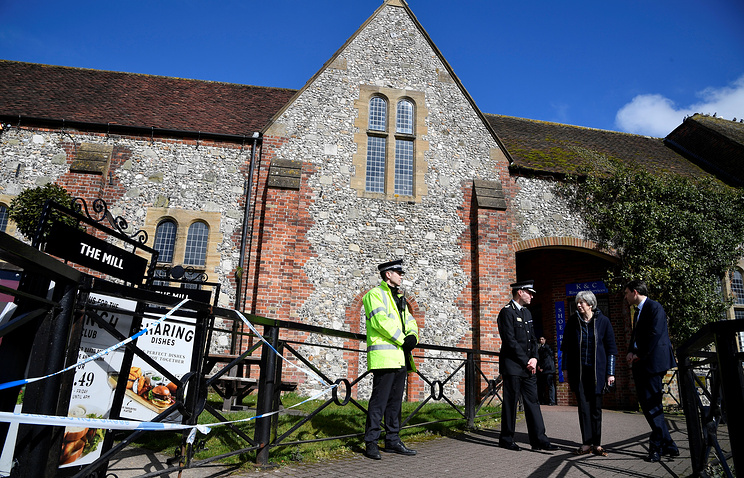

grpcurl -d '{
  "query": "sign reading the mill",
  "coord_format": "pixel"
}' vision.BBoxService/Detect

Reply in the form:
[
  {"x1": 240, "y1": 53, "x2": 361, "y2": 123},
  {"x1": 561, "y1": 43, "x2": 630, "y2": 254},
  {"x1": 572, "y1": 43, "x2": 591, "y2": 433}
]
[{"x1": 44, "y1": 221, "x2": 148, "y2": 284}]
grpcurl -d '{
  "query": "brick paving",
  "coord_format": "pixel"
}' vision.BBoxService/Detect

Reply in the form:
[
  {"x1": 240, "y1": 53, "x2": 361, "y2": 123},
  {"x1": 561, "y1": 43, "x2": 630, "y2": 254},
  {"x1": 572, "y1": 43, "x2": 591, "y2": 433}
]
[{"x1": 108, "y1": 405, "x2": 712, "y2": 477}]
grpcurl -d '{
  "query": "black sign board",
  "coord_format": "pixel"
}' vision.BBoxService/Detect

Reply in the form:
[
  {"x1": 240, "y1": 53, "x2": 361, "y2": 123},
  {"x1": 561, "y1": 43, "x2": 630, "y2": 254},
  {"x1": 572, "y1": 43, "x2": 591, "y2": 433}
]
[
  {"x1": 149, "y1": 284, "x2": 211, "y2": 304},
  {"x1": 45, "y1": 221, "x2": 148, "y2": 284}
]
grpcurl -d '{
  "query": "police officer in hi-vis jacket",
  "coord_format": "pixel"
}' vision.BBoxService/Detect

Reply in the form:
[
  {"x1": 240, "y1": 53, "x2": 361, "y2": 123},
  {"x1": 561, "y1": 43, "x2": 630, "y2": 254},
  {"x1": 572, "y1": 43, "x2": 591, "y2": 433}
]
[{"x1": 362, "y1": 259, "x2": 419, "y2": 460}]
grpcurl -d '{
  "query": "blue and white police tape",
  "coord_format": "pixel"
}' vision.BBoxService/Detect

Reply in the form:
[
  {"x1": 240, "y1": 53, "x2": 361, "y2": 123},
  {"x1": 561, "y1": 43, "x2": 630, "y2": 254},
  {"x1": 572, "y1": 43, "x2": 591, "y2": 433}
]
[
  {"x1": 0, "y1": 298, "x2": 190, "y2": 392},
  {"x1": 235, "y1": 310, "x2": 330, "y2": 387},
  {"x1": 0, "y1": 385, "x2": 334, "y2": 444},
  {"x1": 0, "y1": 301, "x2": 340, "y2": 443},
  {"x1": 0, "y1": 410, "x2": 209, "y2": 444}
]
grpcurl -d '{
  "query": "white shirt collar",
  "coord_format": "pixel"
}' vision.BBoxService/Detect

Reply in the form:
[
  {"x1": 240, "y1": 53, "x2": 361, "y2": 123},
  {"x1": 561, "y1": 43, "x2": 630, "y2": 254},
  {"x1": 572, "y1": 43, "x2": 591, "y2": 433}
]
[{"x1": 637, "y1": 297, "x2": 647, "y2": 312}]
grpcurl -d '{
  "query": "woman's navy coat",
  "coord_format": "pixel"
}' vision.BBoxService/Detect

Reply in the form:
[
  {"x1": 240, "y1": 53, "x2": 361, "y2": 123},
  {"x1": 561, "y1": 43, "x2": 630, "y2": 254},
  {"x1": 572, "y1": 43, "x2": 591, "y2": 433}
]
[{"x1": 560, "y1": 309, "x2": 618, "y2": 394}]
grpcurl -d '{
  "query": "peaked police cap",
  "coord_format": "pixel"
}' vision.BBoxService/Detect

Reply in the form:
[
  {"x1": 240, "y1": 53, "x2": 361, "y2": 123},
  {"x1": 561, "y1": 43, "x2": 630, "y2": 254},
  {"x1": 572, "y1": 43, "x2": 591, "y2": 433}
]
[
  {"x1": 510, "y1": 280, "x2": 536, "y2": 294},
  {"x1": 378, "y1": 259, "x2": 405, "y2": 274}
]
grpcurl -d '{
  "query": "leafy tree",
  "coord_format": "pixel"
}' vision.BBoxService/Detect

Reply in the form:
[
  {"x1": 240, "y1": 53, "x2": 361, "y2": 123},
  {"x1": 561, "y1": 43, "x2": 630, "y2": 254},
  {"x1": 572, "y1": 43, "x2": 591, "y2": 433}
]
[
  {"x1": 559, "y1": 162, "x2": 744, "y2": 345},
  {"x1": 8, "y1": 183, "x2": 76, "y2": 241}
]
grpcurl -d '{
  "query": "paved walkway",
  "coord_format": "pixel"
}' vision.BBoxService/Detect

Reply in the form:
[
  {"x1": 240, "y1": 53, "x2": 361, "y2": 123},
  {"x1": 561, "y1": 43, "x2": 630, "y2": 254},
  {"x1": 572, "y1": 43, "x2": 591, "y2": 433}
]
[{"x1": 108, "y1": 405, "x2": 714, "y2": 477}]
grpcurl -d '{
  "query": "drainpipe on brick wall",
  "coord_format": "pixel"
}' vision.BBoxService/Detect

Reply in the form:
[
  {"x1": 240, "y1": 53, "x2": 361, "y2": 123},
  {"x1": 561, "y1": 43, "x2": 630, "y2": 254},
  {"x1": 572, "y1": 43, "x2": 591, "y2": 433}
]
[{"x1": 238, "y1": 132, "x2": 261, "y2": 314}]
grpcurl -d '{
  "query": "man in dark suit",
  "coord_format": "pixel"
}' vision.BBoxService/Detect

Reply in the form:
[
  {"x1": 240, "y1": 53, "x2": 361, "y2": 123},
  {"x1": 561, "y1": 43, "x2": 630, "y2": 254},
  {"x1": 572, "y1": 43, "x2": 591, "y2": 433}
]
[
  {"x1": 537, "y1": 336, "x2": 556, "y2": 405},
  {"x1": 497, "y1": 280, "x2": 557, "y2": 452},
  {"x1": 624, "y1": 280, "x2": 679, "y2": 462}
]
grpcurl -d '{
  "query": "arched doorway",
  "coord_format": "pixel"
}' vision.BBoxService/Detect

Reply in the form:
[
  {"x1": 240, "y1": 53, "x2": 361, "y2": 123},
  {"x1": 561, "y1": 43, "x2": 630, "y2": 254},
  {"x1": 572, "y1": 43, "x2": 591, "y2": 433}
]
[{"x1": 515, "y1": 246, "x2": 630, "y2": 408}]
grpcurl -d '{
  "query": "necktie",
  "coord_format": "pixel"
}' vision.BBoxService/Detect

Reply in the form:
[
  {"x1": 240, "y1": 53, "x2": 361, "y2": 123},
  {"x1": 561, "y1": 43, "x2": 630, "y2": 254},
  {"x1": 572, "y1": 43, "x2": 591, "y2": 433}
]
[{"x1": 633, "y1": 306, "x2": 640, "y2": 327}]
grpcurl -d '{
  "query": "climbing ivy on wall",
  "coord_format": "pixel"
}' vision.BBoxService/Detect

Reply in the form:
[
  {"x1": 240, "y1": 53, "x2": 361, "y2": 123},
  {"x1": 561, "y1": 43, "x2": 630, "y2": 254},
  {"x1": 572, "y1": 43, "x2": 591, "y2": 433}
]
[{"x1": 560, "y1": 162, "x2": 744, "y2": 345}]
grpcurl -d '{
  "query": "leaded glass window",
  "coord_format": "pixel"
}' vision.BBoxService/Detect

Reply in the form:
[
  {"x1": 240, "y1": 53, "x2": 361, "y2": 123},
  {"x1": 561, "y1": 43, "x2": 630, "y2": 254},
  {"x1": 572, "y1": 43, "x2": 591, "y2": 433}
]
[
  {"x1": 184, "y1": 222, "x2": 209, "y2": 266},
  {"x1": 732, "y1": 269, "x2": 744, "y2": 305},
  {"x1": 394, "y1": 139, "x2": 413, "y2": 196},
  {"x1": 154, "y1": 220, "x2": 177, "y2": 263},
  {"x1": 0, "y1": 204, "x2": 8, "y2": 233},
  {"x1": 366, "y1": 136, "x2": 386, "y2": 193},
  {"x1": 369, "y1": 97, "x2": 387, "y2": 131},
  {"x1": 396, "y1": 99, "x2": 413, "y2": 134}
]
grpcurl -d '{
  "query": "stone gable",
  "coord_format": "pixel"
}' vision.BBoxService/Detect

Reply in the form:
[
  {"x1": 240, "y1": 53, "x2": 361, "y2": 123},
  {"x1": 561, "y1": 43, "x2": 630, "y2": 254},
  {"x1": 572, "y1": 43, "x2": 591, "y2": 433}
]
[{"x1": 260, "y1": 2, "x2": 510, "y2": 397}]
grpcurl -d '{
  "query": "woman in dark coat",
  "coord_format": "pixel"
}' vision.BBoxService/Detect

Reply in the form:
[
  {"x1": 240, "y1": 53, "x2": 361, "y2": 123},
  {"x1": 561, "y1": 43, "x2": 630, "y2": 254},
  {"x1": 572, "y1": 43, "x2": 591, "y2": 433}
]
[{"x1": 561, "y1": 290, "x2": 618, "y2": 456}]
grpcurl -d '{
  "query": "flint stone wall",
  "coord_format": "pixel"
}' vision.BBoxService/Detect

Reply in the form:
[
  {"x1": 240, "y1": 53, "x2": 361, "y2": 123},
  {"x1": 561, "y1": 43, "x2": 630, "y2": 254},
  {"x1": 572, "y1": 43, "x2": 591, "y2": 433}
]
[{"x1": 266, "y1": 5, "x2": 506, "y2": 401}]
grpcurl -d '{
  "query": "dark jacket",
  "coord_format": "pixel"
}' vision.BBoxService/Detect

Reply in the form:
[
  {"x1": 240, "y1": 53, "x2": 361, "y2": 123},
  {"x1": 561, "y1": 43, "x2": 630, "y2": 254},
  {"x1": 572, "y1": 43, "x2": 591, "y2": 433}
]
[
  {"x1": 498, "y1": 300, "x2": 538, "y2": 377},
  {"x1": 538, "y1": 343, "x2": 555, "y2": 373},
  {"x1": 561, "y1": 308, "x2": 618, "y2": 394},
  {"x1": 628, "y1": 298, "x2": 676, "y2": 374}
]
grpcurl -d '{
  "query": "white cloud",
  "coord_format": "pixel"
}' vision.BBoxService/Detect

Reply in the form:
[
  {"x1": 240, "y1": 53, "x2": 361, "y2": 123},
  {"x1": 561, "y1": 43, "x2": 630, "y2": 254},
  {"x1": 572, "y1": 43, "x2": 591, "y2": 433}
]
[{"x1": 615, "y1": 75, "x2": 744, "y2": 137}]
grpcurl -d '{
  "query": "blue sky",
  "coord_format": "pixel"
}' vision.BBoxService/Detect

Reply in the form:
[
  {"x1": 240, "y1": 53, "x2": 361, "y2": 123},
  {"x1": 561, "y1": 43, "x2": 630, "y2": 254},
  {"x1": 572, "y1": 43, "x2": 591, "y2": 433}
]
[{"x1": 2, "y1": 0, "x2": 743, "y2": 137}]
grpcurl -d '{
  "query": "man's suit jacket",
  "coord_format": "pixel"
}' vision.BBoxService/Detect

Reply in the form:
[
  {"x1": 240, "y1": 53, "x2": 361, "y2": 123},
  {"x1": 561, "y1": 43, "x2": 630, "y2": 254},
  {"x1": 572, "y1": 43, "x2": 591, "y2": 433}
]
[
  {"x1": 498, "y1": 301, "x2": 538, "y2": 377},
  {"x1": 538, "y1": 344, "x2": 555, "y2": 373},
  {"x1": 629, "y1": 298, "x2": 676, "y2": 374}
]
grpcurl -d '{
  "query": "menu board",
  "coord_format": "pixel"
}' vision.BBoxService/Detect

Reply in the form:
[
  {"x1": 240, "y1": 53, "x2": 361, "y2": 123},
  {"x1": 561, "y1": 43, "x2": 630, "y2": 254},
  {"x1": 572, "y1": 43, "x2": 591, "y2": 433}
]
[
  {"x1": 60, "y1": 294, "x2": 196, "y2": 468},
  {"x1": 60, "y1": 293, "x2": 136, "y2": 468},
  {"x1": 118, "y1": 310, "x2": 195, "y2": 422}
]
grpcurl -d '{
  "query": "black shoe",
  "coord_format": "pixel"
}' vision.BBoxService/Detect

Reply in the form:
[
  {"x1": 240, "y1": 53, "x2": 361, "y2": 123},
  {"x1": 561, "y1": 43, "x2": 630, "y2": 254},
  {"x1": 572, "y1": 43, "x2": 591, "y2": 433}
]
[
  {"x1": 532, "y1": 442, "x2": 559, "y2": 451},
  {"x1": 364, "y1": 442, "x2": 381, "y2": 460},
  {"x1": 383, "y1": 441, "x2": 417, "y2": 456},
  {"x1": 499, "y1": 441, "x2": 521, "y2": 451},
  {"x1": 645, "y1": 450, "x2": 661, "y2": 462},
  {"x1": 662, "y1": 446, "x2": 680, "y2": 457}
]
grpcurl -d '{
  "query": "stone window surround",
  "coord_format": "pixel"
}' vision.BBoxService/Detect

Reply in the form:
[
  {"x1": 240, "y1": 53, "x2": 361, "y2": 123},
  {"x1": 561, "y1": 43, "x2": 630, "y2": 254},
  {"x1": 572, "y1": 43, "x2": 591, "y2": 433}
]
[
  {"x1": 142, "y1": 208, "x2": 222, "y2": 281},
  {"x1": 352, "y1": 85, "x2": 429, "y2": 202}
]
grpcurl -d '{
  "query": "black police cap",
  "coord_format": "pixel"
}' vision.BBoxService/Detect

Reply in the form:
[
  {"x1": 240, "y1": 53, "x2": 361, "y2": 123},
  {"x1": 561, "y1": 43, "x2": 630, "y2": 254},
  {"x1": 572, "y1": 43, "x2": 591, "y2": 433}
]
[
  {"x1": 378, "y1": 259, "x2": 405, "y2": 274},
  {"x1": 510, "y1": 280, "x2": 536, "y2": 294}
]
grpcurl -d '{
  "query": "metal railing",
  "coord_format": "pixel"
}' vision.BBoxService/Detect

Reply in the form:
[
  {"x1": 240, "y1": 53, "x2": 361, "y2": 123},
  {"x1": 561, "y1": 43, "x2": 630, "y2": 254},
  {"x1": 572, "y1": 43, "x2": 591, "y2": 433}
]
[
  {"x1": 0, "y1": 229, "x2": 502, "y2": 476},
  {"x1": 677, "y1": 319, "x2": 744, "y2": 477},
  {"x1": 190, "y1": 310, "x2": 502, "y2": 470}
]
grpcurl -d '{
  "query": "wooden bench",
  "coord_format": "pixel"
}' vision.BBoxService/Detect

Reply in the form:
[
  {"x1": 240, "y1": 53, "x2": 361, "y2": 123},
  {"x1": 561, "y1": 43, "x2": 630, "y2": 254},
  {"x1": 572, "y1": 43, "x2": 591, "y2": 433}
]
[{"x1": 205, "y1": 354, "x2": 296, "y2": 411}]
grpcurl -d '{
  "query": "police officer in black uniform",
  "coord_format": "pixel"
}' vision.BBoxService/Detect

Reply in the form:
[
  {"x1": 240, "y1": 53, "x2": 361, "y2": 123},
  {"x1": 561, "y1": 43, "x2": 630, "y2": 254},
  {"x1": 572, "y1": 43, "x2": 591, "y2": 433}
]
[{"x1": 497, "y1": 280, "x2": 557, "y2": 452}]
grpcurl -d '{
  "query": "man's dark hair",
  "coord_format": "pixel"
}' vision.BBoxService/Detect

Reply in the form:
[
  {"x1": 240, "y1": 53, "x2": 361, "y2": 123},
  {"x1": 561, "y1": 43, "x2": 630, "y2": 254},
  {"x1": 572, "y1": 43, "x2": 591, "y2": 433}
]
[{"x1": 624, "y1": 279, "x2": 649, "y2": 296}]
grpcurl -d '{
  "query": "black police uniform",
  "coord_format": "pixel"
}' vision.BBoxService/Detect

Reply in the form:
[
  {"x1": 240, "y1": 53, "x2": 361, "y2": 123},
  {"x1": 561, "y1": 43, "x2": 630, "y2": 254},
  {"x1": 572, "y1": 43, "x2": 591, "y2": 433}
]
[{"x1": 497, "y1": 296, "x2": 552, "y2": 450}]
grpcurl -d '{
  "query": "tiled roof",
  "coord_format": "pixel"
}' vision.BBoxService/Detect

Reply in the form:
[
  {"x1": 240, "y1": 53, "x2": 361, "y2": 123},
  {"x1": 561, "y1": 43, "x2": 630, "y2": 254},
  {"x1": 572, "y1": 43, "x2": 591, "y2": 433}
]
[
  {"x1": 486, "y1": 114, "x2": 713, "y2": 179},
  {"x1": 0, "y1": 60, "x2": 297, "y2": 136},
  {"x1": 665, "y1": 114, "x2": 744, "y2": 186}
]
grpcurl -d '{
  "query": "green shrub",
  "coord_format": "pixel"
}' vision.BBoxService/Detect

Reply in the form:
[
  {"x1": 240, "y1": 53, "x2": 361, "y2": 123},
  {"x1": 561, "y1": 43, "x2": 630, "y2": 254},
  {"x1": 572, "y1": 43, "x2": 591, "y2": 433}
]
[{"x1": 8, "y1": 183, "x2": 76, "y2": 240}]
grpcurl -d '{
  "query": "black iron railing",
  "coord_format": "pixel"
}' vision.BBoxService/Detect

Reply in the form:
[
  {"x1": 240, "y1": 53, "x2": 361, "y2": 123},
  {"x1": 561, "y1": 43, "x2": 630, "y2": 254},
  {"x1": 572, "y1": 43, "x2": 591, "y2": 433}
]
[
  {"x1": 0, "y1": 229, "x2": 502, "y2": 477},
  {"x1": 677, "y1": 319, "x2": 744, "y2": 477}
]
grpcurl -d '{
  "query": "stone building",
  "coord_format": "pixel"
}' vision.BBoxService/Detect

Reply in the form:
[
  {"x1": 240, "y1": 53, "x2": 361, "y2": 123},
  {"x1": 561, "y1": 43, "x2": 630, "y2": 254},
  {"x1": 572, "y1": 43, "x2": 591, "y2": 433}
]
[{"x1": 1, "y1": 0, "x2": 742, "y2": 407}]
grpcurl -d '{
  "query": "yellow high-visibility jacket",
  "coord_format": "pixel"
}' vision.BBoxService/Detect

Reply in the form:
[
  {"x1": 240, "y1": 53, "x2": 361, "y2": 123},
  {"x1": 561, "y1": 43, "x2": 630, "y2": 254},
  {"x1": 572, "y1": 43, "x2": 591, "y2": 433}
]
[{"x1": 363, "y1": 281, "x2": 419, "y2": 371}]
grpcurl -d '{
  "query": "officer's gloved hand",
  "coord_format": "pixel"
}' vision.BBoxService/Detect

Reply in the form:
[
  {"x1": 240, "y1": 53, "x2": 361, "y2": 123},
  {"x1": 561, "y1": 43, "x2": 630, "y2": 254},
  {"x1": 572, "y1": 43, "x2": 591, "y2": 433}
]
[{"x1": 402, "y1": 335, "x2": 417, "y2": 353}]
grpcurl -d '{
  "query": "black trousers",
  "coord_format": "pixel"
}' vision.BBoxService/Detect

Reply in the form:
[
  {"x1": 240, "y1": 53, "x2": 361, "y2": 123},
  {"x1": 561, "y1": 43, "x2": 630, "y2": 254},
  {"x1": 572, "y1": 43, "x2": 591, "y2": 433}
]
[
  {"x1": 500, "y1": 373, "x2": 549, "y2": 447},
  {"x1": 538, "y1": 372, "x2": 556, "y2": 405},
  {"x1": 572, "y1": 365, "x2": 603, "y2": 446},
  {"x1": 364, "y1": 367, "x2": 407, "y2": 444},
  {"x1": 633, "y1": 368, "x2": 675, "y2": 452}
]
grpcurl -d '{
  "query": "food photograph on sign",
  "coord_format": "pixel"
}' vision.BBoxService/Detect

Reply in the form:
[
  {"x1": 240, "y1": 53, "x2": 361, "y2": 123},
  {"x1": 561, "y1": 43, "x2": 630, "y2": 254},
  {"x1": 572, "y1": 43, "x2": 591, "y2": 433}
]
[
  {"x1": 108, "y1": 367, "x2": 178, "y2": 413},
  {"x1": 116, "y1": 312, "x2": 195, "y2": 422},
  {"x1": 59, "y1": 403, "x2": 106, "y2": 466}
]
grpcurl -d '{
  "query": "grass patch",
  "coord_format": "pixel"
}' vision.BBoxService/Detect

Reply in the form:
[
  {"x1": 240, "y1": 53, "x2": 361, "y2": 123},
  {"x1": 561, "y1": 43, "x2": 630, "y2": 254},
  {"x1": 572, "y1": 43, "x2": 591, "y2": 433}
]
[{"x1": 128, "y1": 392, "x2": 500, "y2": 468}]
